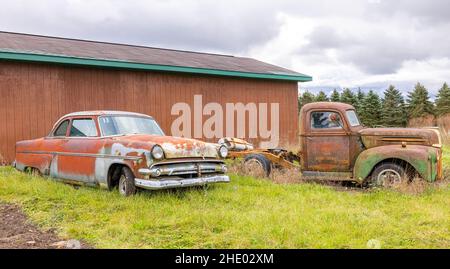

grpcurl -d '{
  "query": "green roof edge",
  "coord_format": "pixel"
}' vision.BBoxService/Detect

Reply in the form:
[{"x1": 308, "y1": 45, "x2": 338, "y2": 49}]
[{"x1": 0, "y1": 51, "x2": 312, "y2": 82}]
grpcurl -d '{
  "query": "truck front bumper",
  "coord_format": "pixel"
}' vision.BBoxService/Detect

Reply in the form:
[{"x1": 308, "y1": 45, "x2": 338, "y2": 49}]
[{"x1": 134, "y1": 174, "x2": 230, "y2": 190}]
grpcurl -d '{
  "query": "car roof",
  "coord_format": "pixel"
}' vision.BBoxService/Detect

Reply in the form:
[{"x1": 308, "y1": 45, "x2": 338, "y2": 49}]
[{"x1": 63, "y1": 110, "x2": 152, "y2": 118}]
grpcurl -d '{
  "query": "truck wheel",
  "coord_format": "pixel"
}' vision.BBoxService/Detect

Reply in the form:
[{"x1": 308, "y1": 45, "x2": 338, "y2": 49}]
[
  {"x1": 369, "y1": 163, "x2": 407, "y2": 187},
  {"x1": 244, "y1": 154, "x2": 272, "y2": 177},
  {"x1": 118, "y1": 167, "x2": 137, "y2": 196}
]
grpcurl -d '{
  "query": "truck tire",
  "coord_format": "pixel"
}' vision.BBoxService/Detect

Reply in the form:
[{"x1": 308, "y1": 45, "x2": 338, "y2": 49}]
[
  {"x1": 118, "y1": 167, "x2": 137, "y2": 196},
  {"x1": 369, "y1": 163, "x2": 408, "y2": 187},
  {"x1": 244, "y1": 154, "x2": 272, "y2": 177}
]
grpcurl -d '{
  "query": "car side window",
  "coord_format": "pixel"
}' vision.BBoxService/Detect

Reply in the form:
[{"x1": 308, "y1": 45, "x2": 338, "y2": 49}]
[
  {"x1": 69, "y1": 119, "x2": 98, "y2": 137},
  {"x1": 53, "y1": 120, "x2": 69, "y2": 137},
  {"x1": 311, "y1": 111, "x2": 343, "y2": 129}
]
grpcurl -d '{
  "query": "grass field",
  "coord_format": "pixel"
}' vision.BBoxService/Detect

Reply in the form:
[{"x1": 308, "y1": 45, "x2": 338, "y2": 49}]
[{"x1": 0, "y1": 148, "x2": 449, "y2": 249}]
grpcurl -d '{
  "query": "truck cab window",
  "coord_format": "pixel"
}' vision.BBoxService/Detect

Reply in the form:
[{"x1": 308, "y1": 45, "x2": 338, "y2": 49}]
[{"x1": 311, "y1": 111, "x2": 343, "y2": 129}]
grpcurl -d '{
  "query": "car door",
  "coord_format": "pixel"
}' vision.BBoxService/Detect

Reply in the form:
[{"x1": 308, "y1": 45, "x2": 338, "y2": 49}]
[
  {"x1": 57, "y1": 117, "x2": 101, "y2": 184},
  {"x1": 304, "y1": 110, "x2": 351, "y2": 172}
]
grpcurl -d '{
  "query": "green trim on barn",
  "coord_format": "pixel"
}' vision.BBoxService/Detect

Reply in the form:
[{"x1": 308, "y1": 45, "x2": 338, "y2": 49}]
[{"x1": 0, "y1": 51, "x2": 312, "y2": 82}]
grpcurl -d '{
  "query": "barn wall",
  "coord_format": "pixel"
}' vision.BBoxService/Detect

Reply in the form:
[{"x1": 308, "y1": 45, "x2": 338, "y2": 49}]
[{"x1": 0, "y1": 61, "x2": 299, "y2": 163}]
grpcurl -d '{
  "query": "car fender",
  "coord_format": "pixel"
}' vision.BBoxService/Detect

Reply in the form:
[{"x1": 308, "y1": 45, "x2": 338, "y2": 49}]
[{"x1": 353, "y1": 145, "x2": 438, "y2": 182}]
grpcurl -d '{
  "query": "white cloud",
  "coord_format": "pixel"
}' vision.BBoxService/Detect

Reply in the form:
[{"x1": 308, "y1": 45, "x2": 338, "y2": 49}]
[{"x1": 0, "y1": 0, "x2": 449, "y2": 95}]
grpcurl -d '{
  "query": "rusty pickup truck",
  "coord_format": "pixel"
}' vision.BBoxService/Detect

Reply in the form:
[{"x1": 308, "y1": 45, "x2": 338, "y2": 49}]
[
  {"x1": 222, "y1": 102, "x2": 443, "y2": 186},
  {"x1": 14, "y1": 111, "x2": 230, "y2": 196}
]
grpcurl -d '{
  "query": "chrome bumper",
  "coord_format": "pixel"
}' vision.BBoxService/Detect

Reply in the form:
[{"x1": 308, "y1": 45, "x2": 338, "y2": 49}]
[{"x1": 134, "y1": 174, "x2": 230, "y2": 190}]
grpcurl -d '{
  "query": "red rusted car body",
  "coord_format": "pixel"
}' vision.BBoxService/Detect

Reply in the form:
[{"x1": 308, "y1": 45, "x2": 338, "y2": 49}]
[
  {"x1": 14, "y1": 111, "x2": 229, "y2": 196},
  {"x1": 224, "y1": 102, "x2": 443, "y2": 186}
]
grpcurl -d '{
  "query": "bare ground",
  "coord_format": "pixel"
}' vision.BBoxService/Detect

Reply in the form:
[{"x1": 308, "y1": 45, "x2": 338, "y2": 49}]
[{"x1": 0, "y1": 202, "x2": 89, "y2": 249}]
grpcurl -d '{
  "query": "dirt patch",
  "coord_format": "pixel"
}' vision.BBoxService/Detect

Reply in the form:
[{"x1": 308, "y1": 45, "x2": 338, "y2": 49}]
[{"x1": 0, "y1": 203, "x2": 89, "y2": 249}]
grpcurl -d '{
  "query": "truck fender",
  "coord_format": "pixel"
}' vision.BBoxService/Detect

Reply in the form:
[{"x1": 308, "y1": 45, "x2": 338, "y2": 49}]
[{"x1": 353, "y1": 145, "x2": 438, "y2": 182}]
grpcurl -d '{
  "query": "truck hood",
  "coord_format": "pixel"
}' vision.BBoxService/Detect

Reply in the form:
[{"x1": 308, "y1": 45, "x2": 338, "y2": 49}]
[
  {"x1": 112, "y1": 134, "x2": 219, "y2": 159},
  {"x1": 359, "y1": 128, "x2": 441, "y2": 149}
]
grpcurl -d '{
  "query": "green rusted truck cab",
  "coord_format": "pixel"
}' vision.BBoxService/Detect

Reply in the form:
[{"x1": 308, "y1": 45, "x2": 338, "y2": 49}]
[{"x1": 299, "y1": 102, "x2": 443, "y2": 184}]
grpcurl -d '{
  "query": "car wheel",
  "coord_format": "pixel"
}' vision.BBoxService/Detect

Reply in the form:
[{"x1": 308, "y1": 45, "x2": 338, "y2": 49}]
[
  {"x1": 370, "y1": 163, "x2": 408, "y2": 187},
  {"x1": 118, "y1": 167, "x2": 137, "y2": 196},
  {"x1": 244, "y1": 154, "x2": 272, "y2": 177}
]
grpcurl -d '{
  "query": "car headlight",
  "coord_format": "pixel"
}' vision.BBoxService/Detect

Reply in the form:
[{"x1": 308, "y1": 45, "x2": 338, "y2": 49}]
[
  {"x1": 218, "y1": 145, "x2": 228, "y2": 158},
  {"x1": 151, "y1": 145, "x2": 164, "y2": 160}
]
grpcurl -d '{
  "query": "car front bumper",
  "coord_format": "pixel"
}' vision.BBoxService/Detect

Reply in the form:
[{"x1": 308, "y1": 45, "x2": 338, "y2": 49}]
[{"x1": 134, "y1": 174, "x2": 230, "y2": 190}]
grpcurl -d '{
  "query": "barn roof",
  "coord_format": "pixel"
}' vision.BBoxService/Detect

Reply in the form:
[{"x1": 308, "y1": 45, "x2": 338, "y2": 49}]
[{"x1": 0, "y1": 31, "x2": 312, "y2": 82}]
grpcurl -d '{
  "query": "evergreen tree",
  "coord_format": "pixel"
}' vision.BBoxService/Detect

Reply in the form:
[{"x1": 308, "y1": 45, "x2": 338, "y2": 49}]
[
  {"x1": 406, "y1": 82, "x2": 435, "y2": 119},
  {"x1": 354, "y1": 88, "x2": 366, "y2": 113},
  {"x1": 315, "y1": 91, "x2": 329, "y2": 102},
  {"x1": 381, "y1": 85, "x2": 407, "y2": 127},
  {"x1": 330, "y1": 89, "x2": 341, "y2": 102},
  {"x1": 298, "y1": 91, "x2": 316, "y2": 111},
  {"x1": 435, "y1": 82, "x2": 450, "y2": 116},
  {"x1": 340, "y1": 88, "x2": 357, "y2": 106},
  {"x1": 359, "y1": 90, "x2": 382, "y2": 127}
]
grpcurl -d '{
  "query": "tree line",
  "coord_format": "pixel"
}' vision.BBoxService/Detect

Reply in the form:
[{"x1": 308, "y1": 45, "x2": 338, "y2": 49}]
[{"x1": 298, "y1": 82, "x2": 450, "y2": 127}]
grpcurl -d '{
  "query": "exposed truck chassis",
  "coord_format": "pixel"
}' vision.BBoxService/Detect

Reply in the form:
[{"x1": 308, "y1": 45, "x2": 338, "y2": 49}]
[{"x1": 219, "y1": 102, "x2": 444, "y2": 186}]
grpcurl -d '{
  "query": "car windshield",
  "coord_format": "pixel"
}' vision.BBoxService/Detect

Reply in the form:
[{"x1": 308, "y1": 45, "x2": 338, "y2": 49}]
[
  {"x1": 99, "y1": 116, "x2": 164, "y2": 136},
  {"x1": 346, "y1": 110, "x2": 361, "y2": 127}
]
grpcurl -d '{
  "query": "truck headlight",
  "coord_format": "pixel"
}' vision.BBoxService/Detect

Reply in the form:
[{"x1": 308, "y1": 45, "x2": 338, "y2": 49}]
[
  {"x1": 151, "y1": 145, "x2": 164, "y2": 160},
  {"x1": 218, "y1": 145, "x2": 228, "y2": 158}
]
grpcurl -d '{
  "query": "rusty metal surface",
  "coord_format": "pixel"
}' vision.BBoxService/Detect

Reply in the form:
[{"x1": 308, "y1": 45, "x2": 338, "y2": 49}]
[
  {"x1": 14, "y1": 111, "x2": 227, "y2": 189},
  {"x1": 0, "y1": 31, "x2": 306, "y2": 76},
  {"x1": 353, "y1": 144, "x2": 441, "y2": 182},
  {"x1": 230, "y1": 102, "x2": 443, "y2": 183},
  {"x1": 359, "y1": 128, "x2": 440, "y2": 148},
  {"x1": 299, "y1": 102, "x2": 363, "y2": 173}
]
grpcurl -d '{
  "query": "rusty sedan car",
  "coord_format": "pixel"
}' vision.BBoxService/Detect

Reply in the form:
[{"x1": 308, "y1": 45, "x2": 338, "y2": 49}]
[{"x1": 14, "y1": 111, "x2": 230, "y2": 196}]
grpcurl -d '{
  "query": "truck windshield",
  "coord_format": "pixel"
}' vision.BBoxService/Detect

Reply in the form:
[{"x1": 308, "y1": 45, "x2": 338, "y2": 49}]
[
  {"x1": 346, "y1": 110, "x2": 361, "y2": 127},
  {"x1": 99, "y1": 116, "x2": 165, "y2": 136}
]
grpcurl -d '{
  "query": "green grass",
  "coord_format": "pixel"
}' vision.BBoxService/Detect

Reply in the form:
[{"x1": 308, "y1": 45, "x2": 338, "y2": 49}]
[{"x1": 0, "y1": 149, "x2": 449, "y2": 249}]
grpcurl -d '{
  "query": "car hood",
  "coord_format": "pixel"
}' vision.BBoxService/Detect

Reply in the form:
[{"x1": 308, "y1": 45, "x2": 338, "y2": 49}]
[
  {"x1": 113, "y1": 134, "x2": 219, "y2": 159},
  {"x1": 359, "y1": 128, "x2": 441, "y2": 149}
]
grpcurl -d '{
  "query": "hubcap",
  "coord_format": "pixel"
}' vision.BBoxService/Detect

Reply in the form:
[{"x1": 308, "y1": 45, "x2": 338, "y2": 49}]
[
  {"x1": 245, "y1": 159, "x2": 266, "y2": 177},
  {"x1": 119, "y1": 175, "x2": 127, "y2": 195},
  {"x1": 377, "y1": 169, "x2": 402, "y2": 186}
]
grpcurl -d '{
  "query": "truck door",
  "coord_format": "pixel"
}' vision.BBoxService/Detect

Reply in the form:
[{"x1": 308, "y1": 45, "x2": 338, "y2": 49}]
[{"x1": 304, "y1": 110, "x2": 351, "y2": 172}]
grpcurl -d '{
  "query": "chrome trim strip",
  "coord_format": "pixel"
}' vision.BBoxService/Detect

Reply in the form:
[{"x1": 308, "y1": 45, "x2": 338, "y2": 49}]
[
  {"x1": 16, "y1": 150, "x2": 142, "y2": 160},
  {"x1": 149, "y1": 159, "x2": 224, "y2": 168},
  {"x1": 134, "y1": 175, "x2": 230, "y2": 190}
]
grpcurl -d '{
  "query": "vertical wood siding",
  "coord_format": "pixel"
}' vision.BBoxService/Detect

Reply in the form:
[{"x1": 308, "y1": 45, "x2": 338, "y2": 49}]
[{"x1": 0, "y1": 61, "x2": 299, "y2": 163}]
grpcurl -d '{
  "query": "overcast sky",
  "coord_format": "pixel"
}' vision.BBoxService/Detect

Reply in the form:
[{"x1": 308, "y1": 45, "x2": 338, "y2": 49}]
[{"x1": 1, "y1": 0, "x2": 449, "y2": 98}]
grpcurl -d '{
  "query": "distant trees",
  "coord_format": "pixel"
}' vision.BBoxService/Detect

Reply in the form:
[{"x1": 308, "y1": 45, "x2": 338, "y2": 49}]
[
  {"x1": 406, "y1": 82, "x2": 435, "y2": 118},
  {"x1": 298, "y1": 82, "x2": 450, "y2": 127},
  {"x1": 354, "y1": 88, "x2": 365, "y2": 112},
  {"x1": 435, "y1": 82, "x2": 450, "y2": 116},
  {"x1": 315, "y1": 91, "x2": 329, "y2": 102},
  {"x1": 298, "y1": 91, "x2": 315, "y2": 111},
  {"x1": 330, "y1": 89, "x2": 341, "y2": 102},
  {"x1": 359, "y1": 90, "x2": 382, "y2": 127},
  {"x1": 340, "y1": 88, "x2": 357, "y2": 107},
  {"x1": 381, "y1": 85, "x2": 407, "y2": 127}
]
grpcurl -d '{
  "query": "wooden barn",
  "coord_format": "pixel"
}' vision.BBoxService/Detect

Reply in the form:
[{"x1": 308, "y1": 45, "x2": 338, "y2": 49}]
[{"x1": 0, "y1": 31, "x2": 311, "y2": 163}]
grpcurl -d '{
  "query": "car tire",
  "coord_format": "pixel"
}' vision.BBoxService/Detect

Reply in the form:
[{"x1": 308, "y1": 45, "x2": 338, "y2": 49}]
[
  {"x1": 244, "y1": 154, "x2": 272, "y2": 177},
  {"x1": 369, "y1": 163, "x2": 408, "y2": 187},
  {"x1": 118, "y1": 167, "x2": 137, "y2": 196}
]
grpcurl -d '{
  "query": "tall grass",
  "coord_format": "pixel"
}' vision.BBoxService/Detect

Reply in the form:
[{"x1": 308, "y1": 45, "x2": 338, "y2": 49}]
[{"x1": 0, "y1": 164, "x2": 449, "y2": 249}]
